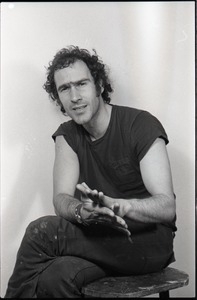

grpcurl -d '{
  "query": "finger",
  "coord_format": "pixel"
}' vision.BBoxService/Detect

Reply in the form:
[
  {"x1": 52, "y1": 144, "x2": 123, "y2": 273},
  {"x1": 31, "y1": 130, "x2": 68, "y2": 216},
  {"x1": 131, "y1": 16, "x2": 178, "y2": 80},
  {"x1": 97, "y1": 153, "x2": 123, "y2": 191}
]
[
  {"x1": 92, "y1": 189, "x2": 99, "y2": 201},
  {"x1": 82, "y1": 182, "x2": 92, "y2": 192},
  {"x1": 98, "y1": 191, "x2": 104, "y2": 198},
  {"x1": 94, "y1": 206, "x2": 115, "y2": 218},
  {"x1": 97, "y1": 193, "x2": 117, "y2": 212},
  {"x1": 98, "y1": 193, "x2": 120, "y2": 213},
  {"x1": 97, "y1": 192, "x2": 105, "y2": 206},
  {"x1": 109, "y1": 224, "x2": 131, "y2": 236},
  {"x1": 80, "y1": 184, "x2": 100, "y2": 204},
  {"x1": 82, "y1": 188, "x2": 104, "y2": 207},
  {"x1": 76, "y1": 184, "x2": 90, "y2": 194},
  {"x1": 87, "y1": 191, "x2": 100, "y2": 205},
  {"x1": 111, "y1": 203, "x2": 120, "y2": 214},
  {"x1": 91, "y1": 218, "x2": 131, "y2": 237},
  {"x1": 92, "y1": 189, "x2": 99, "y2": 195},
  {"x1": 113, "y1": 215, "x2": 128, "y2": 229},
  {"x1": 82, "y1": 182, "x2": 90, "y2": 188},
  {"x1": 111, "y1": 226, "x2": 131, "y2": 238}
]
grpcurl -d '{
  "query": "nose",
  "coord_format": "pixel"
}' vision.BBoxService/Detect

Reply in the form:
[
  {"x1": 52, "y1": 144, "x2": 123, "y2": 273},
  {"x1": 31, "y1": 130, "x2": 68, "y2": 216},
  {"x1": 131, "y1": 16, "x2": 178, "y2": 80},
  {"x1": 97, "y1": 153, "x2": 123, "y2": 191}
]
[{"x1": 70, "y1": 86, "x2": 81, "y2": 103}]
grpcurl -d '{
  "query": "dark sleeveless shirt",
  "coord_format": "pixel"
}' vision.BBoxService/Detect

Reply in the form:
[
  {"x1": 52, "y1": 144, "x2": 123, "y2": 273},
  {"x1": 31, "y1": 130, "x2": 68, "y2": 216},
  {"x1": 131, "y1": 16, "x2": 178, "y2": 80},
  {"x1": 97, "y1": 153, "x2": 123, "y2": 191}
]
[{"x1": 52, "y1": 104, "x2": 176, "y2": 231}]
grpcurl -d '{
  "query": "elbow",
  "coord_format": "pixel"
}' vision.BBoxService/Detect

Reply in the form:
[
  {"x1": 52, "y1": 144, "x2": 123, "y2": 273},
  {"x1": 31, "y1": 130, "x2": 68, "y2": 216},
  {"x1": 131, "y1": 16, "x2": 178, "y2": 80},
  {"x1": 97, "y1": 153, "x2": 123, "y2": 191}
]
[
  {"x1": 53, "y1": 194, "x2": 60, "y2": 216},
  {"x1": 54, "y1": 206, "x2": 60, "y2": 217},
  {"x1": 166, "y1": 195, "x2": 176, "y2": 222},
  {"x1": 156, "y1": 193, "x2": 176, "y2": 222}
]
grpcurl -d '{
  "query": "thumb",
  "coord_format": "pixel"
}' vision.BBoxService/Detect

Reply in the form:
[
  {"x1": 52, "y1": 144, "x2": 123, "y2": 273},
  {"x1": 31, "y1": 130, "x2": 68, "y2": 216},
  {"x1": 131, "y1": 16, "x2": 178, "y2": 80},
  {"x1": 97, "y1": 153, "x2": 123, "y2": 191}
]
[{"x1": 98, "y1": 193, "x2": 119, "y2": 212}]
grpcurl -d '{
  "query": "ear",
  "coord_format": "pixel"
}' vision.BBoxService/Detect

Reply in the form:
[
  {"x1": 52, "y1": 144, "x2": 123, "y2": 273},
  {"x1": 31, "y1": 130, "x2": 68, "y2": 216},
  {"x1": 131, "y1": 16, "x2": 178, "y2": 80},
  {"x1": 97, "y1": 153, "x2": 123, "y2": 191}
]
[
  {"x1": 96, "y1": 81, "x2": 104, "y2": 97},
  {"x1": 100, "y1": 85, "x2": 104, "y2": 94},
  {"x1": 98, "y1": 80, "x2": 104, "y2": 94},
  {"x1": 57, "y1": 99, "x2": 67, "y2": 115}
]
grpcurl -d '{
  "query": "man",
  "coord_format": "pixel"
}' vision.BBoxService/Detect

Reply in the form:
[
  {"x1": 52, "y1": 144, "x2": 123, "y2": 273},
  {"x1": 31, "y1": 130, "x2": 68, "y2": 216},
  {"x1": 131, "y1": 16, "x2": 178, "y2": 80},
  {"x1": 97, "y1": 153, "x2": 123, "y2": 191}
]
[{"x1": 5, "y1": 46, "x2": 176, "y2": 298}]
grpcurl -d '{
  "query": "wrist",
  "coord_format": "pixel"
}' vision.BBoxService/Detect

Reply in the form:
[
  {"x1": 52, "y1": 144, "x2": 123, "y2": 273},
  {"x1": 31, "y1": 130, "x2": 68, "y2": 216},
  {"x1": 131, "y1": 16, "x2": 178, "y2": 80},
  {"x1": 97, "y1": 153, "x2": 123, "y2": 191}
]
[
  {"x1": 75, "y1": 203, "x2": 89, "y2": 226},
  {"x1": 118, "y1": 198, "x2": 132, "y2": 217}
]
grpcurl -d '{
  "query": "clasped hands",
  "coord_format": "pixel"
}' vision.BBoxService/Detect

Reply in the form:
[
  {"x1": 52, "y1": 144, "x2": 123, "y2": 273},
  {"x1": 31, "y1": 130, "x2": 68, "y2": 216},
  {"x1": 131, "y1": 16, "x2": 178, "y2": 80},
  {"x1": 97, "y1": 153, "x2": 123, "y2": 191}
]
[{"x1": 76, "y1": 182, "x2": 131, "y2": 238}]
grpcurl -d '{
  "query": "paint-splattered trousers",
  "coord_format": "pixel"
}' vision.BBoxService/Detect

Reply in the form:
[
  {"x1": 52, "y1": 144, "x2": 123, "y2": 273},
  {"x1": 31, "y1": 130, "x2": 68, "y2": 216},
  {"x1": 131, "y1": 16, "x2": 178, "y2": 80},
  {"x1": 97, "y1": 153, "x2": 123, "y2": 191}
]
[{"x1": 4, "y1": 215, "x2": 175, "y2": 298}]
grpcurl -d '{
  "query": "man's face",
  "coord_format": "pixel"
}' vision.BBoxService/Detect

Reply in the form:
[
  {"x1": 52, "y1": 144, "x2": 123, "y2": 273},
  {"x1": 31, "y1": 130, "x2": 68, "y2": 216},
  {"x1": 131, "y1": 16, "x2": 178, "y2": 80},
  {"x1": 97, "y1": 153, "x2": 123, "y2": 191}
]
[{"x1": 54, "y1": 60, "x2": 101, "y2": 125}]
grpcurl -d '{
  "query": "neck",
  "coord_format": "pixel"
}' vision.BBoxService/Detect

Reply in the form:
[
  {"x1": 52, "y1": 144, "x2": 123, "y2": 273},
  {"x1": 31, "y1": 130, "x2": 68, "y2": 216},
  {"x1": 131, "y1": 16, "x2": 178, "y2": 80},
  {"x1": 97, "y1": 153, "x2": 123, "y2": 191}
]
[{"x1": 83, "y1": 103, "x2": 112, "y2": 141}]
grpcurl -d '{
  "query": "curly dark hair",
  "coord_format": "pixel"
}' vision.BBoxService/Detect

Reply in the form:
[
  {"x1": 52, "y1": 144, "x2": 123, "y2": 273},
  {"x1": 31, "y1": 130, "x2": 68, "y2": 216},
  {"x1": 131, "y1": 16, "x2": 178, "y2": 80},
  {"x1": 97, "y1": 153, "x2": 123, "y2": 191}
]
[{"x1": 43, "y1": 46, "x2": 113, "y2": 113}]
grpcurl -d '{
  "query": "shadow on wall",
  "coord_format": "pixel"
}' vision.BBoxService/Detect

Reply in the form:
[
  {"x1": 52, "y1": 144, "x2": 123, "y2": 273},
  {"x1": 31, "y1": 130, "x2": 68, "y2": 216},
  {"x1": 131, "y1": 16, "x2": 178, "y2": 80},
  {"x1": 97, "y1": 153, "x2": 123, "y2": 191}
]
[
  {"x1": 2, "y1": 62, "x2": 59, "y2": 240},
  {"x1": 168, "y1": 143, "x2": 195, "y2": 275}
]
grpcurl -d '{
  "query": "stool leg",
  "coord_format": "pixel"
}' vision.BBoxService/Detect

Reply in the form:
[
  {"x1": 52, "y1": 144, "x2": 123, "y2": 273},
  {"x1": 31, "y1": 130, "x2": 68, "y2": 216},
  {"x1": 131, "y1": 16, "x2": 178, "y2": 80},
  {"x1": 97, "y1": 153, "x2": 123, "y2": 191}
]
[{"x1": 159, "y1": 290, "x2": 170, "y2": 299}]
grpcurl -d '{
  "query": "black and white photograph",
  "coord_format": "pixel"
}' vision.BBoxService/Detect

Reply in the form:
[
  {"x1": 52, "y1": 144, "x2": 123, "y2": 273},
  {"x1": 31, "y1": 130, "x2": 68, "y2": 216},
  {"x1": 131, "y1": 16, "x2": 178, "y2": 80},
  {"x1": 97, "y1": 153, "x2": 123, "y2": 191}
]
[{"x1": 1, "y1": 1, "x2": 195, "y2": 298}]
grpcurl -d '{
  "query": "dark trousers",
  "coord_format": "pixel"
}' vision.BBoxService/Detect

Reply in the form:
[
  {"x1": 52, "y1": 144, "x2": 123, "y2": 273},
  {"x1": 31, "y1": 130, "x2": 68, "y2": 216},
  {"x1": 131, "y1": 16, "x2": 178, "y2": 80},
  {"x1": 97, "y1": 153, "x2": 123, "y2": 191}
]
[{"x1": 5, "y1": 215, "x2": 175, "y2": 298}]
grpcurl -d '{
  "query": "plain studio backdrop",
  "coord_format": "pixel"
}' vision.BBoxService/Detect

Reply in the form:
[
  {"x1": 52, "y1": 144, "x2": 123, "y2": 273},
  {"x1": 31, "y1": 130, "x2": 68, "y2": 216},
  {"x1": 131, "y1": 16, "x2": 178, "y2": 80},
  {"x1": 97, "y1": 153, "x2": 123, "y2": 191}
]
[{"x1": 1, "y1": 1, "x2": 195, "y2": 297}]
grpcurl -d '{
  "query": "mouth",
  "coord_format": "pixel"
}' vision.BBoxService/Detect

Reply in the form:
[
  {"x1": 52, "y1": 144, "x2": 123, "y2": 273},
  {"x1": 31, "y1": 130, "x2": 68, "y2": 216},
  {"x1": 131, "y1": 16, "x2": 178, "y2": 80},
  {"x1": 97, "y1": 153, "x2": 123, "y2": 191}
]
[{"x1": 73, "y1": 105, "x2": 87, "y2": 111}]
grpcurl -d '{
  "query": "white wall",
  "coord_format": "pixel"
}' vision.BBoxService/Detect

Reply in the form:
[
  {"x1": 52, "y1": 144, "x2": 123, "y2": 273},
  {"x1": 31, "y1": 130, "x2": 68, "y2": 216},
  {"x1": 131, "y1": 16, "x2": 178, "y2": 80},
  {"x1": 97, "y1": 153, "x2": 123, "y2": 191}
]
[{"x1": 1, "y1": 1, "x2": 195, "y2": 297}]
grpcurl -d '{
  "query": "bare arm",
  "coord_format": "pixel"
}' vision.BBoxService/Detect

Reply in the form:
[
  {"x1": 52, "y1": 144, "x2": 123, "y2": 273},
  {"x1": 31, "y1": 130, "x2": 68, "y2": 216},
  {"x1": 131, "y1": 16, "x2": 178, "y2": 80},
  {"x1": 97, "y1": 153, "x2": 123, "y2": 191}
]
[
  {"x1": 126, "y1": 138, "x2": 176, "y2": 223},
  {"x1": 78, "y1": 138, "x2": 176, "y2": 223},
  {"x1": 53, "y1": 135, "x2": 81, "y2": 221}
]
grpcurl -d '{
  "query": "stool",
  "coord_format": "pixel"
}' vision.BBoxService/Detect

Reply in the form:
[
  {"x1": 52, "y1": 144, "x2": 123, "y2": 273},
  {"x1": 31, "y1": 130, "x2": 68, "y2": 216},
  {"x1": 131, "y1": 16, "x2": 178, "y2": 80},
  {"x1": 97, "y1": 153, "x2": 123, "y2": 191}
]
[{"x1": 82, "y1": 267, "x2": 189, "y2": 298}]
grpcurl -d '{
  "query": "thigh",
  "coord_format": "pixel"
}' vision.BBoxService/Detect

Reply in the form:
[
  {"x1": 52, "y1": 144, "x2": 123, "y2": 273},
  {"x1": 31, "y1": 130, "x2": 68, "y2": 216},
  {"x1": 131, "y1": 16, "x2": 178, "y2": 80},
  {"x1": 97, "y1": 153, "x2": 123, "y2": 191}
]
[
  {"x1": 36, "y1": 256, "x2": 108, "y2": 298},
  {"x1": 25, "y1": 216, "x2": 146, "y2": 273},
  {"x1": 26, "y1": 216, "x2": 174, "y2": 275},
  {"x1": 133, "y1": 224, "x2": 175, "y2": 274}
]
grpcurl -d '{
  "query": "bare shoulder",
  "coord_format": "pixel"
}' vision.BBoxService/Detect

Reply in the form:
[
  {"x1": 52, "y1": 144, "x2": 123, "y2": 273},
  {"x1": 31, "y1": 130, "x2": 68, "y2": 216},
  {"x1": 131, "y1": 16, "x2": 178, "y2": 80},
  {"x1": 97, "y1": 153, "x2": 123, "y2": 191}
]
[
  {"x1": 53, "y1": 135, "x2": 80, "y2": 197},
  {"x1": 55, "y1": 135, "x2": 77, "y2": 160}
]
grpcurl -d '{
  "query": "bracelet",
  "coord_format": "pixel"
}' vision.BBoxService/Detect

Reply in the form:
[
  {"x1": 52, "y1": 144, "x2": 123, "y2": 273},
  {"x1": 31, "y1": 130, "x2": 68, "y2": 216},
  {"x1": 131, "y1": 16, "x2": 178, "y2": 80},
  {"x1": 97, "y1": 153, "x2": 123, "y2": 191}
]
[{"x1": 75, "y1": 203, "x2": 89, "y2": 226}]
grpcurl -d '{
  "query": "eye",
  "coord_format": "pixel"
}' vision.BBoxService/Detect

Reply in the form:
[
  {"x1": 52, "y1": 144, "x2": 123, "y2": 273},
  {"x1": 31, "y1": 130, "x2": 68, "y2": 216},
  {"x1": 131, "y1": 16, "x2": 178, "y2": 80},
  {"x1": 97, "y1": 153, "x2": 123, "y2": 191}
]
[
  {"x1": 60, "y1": 85, "x2": 69, "y2": 92},
  {"x1": 79, "y1": 81, "x2": 87, "y2": 87}
]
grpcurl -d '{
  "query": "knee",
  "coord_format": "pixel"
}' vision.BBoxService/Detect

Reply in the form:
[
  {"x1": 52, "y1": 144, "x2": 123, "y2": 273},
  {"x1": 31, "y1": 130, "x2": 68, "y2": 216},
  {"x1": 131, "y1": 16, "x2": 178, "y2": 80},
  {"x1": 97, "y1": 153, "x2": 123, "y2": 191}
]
[
  {"x1": 25, "y1": 215, "x2": 59, "y2": 240},
  {"x1": 36, "y1": 257, "x2": 107, "y2": 298},
  {"x1": 27, "y1": 215, "x2": 56, "y2": 228},
  {"x1": 37, "y1": 257, "x2": 82, "y2": 297}
]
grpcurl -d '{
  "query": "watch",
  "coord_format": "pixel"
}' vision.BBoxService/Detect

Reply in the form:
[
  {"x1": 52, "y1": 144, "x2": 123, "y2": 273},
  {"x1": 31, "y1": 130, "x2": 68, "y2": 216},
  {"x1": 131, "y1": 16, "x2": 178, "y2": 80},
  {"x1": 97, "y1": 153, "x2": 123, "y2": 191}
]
[{"x1": 75, "y1": 203, "x2": 88, "y2": 226}]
